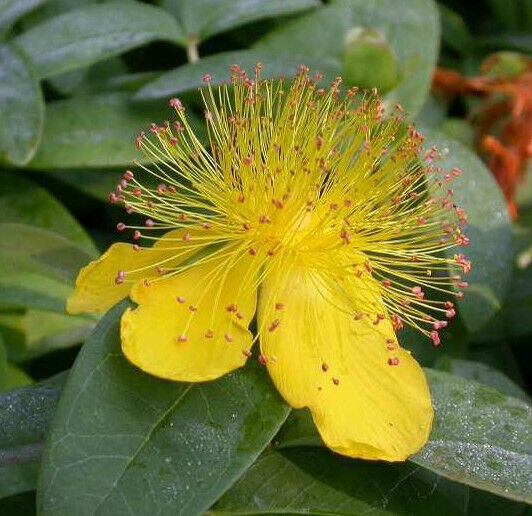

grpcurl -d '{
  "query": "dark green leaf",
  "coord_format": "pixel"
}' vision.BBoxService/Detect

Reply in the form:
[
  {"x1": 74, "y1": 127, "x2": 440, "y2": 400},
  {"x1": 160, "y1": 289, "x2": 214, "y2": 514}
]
[
  {"x1": 214, "y1": 448, "x2": 472, "y2": 515},
  {"x1": 29, "y1": 92, "x2": 202, "y2": 168},
  {"x1": 38, "y1": 302, "x2": 290, "y2": 515},
  {"x1": 158, "y1": 0, "x2": 318, "y2": 43},
  {"x1": 135, "y1": 49, "x2": 339, "y2": 100},
  {"x1": 424, "y1": 132, "x2": 513, "y2": 332},
  {"x1": 0, "y1": 309, "x2": 95, "y2": 363},
  {"x1": 0, "y1": 373, "x2": 65, "y2": 499},
  {"x1": 0, "y1": 44, "x2": 44, "y2": 166},
  {"x1": 473, "y1": 33, "x2": 532, "y2": 54},
  {"x1": 0, "y1": 0, "x2": 48, "y2": 33},
  {"x1": 435, "y1": 357, "x2": 529, "y2": 403},
  {"x1": 0, "y1": 170, "x2": 97, "y2": 253},
  {"x1": 438, "y1": 4, "x2": 471, "y2": 53},
  {"x1": 255, "y1": 0, "x2": 439, "y2": 117},
  {"x1": 276, "y1": 369, "x2": 532, "y2": 503},
  {"x1": 15, "y1": 1, "x2": 185, "y2": 78},
  {"x1": 0, "y1": 224, "x2": 94, "y2": 311},
  {"x1": 4, "y1": 364, "x2": 33, "y2": 391}
]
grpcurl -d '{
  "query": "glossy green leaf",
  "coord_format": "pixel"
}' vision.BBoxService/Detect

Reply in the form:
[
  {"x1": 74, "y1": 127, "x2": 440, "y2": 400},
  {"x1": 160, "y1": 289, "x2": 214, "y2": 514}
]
[
  {"x1": 0, "y1": 170, "x2": 97, "y2": 253},
  {"x1": 214, "y1": 448, "x2": 528, "y2": 516},
  {"x1": 158, "y1": 0, "x2": 318, "y2": 43},
  {"x1": 29, "y1": 92, "x2": 202, "y2": 168},
  {"x1": 423, "y1": 132, "x2": 513, "y2": 332},
  {"x1": 0, "y1": 44, "x2": 44, "y2": 166},
  {"x1": 0, "y1": 224, "x2": 94, "y2": 312},
  {"x1": 38, "y1": 302, "x2": 290, "y2": 515},
  {"x1": 15, "y1": 1, "x2": 185, "y2": 78},
  {"x1": 435, "y1": 357, "x2": 529, "y2": 403},
  {"x1": 255, "y1": 0, "x2": 439, "y2": 117},
  {"x1": 0, "y1": 309, "x2": 95, "y2": 363},
  {"x1": 0, "y1": 0, "x2": 48, "y2": 32},
  {"x1": 0, "y1": 372, "x2": 66, "y2": 498},
  {"x1": 135, "y1": 49, "x2": 339, "y2": 100},
  {"x1": 276, "y1": 369, "x2": 532, "y2": 503}
]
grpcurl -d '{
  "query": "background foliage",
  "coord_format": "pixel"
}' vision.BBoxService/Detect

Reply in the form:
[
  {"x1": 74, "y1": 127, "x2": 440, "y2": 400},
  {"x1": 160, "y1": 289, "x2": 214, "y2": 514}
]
[{"x1": 0, "y1": 0, "x2": 530, "y2": 514}]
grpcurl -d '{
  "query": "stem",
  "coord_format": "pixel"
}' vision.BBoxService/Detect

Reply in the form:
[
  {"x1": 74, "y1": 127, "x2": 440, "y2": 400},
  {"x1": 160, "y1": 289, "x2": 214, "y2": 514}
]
[{"x1": 186, "y1": 37, "x2": 199, "y2": 63}]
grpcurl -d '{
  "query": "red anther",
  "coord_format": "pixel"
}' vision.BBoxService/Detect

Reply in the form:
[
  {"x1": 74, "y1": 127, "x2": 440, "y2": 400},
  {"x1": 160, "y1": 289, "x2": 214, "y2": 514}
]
[
  {"x1": 433, "y1": 321, "x2": 448, "y2": 330},
  {"x1": 332, "y1": 377, "x2": 340, "y2": 386},
  {"x1": 451, "y1": 167, "x2": 462, "y2": 177},
  {"x1": 258, "y1": 354, "x2": 268, "y2": 365},
  {"x1": 243, "y1": 222, "x2": 251, "y2": 231},
  {"x1": 179, "y1": 213, "x2": 187, "y2": 221},
  {"x1": 381, "y1": 279, "x2": 391, "y2": 287},
  {"x1": 273, "y1": 199, "x2": 284, "y2": 209},
  {"x1": 169, "y1": 98, "x2": 185, "y2": 111},
  {"x1": 132, "y1": 188, "x2": 142, "y2": 196},
  {"x1": 108, "y1": 193, "x2": 118, "y2": 203},
  {"x1": 242, "y1": 349, "x2": 252, "y2": 358},
  {"x1": 204, "y1": 330, "x2": 214, "y2": 338},
  {"x1": 321, "y1": 362, "x2": 329, "y2": 372},
  {"x1": 243, "y1": 156, "x2": 252, "y2": 166},
  {"x1": 402, "y1": 298, "x2": 411, "y2": 306},
  {"x1": 145, "y1": 219, "x2": 155, "y2": 228},
  {"x1": 267, "y1": 249, "x2": 276, "y2": 257},
  {"x1": 259, "y1": 215, "x2": 271, "y2": 223},
  {"x1": 330, "y1": 203, "x2": 338, "y2": 211},
  {"x1": 236, "y1": 312, "x2": 244, "y2": 320},
  {"x1": 458, "y1": 281, "x2": 469, "y2": 288},
  {"x1": 224, "y1": 333, "x2": 233, "y2": 343},
  {"x1": 344, "y1": 199, "x2": 352, "y2": 207},
  {"x1": 354, "y1": 312, "x2": 363, "y2": 320},
  {"x1": 340, "y1": 229, "x2": 351, "y2": 244},
  {"x1": 157, "y1": 184, "x2": 167, "y2": 193},
  {"x1": 202, "y1": 222, "x2": 212, "y2": 230},
  {"x1": 364, "y1": 260, "x2": 372, "y2": 274},
  {"x1": 115, "y1": 270, "x2": 125, "y2": 284},
  {"x1": 176, "y1": 296, "x2": 185, "y2": 303},
  {"x1": 125, "y1": 205, "x2": 134, "y2": 214},
  {"x1": 150, "y1": 123, "x2": 159, "y2": 134},
  {"x1": 248, "y1": 247, "x2": 257, "y2": 256},
  {"x1": 275, "y1": 303, "x2": 284, "y2": 310},
  {"x1": 135, "y1": 134, "x2": 143, "y2": 149},
  {"x1": 268, "y1": 319, "x2": 280, "y2": 332},
  {"x1": 182, "y1": 232, "x2": 191, "y2": 242},
  {"x1": 188, "y1": 305, "x2": 197, "y2": 312},
  {"x1": 456, "y1": 291, "x2": 464, "y2": 298},
  {"x1": 133, "y1": 230, "x2": 141, "y2": 240},
  {"x1": 388, "y1": 357, "x2": 400, "y2": 366},
  {"x1": 411, "y1": 254, "x2": 419, "y2": 262},
  {"x1": 169, "y1": 137, "x2": 178, "y2": 146},
  {"x1": 117, "y1": 222, "x2": 126, "y2": 231},
  {"x1": 226, "y1": 304, "x2": 237, "y2": 313},
  {"x1": 417, "y1": 216, "x2": 427, "y2": 225},
  {"x1": 444, "y1": 301, "x2": 454, "y2": 309},
  {"x1": 391, "y1": 314, "x2": 403, "y2": 331},
  {"x1": 445, "y1": 308, "x2": 456, "y2": 319},
  {"x1": 444, "y1": 174, "x2": 452, "y2": 182},
  {"x1": 123, "y1": 170, "x2": 134, "y2": 181},
  {"x1": 316, "y1": 135, "x2": 323, "y2": 150},
  {"x1": 132, "y1": 244, "x2": 140, "y2": 251},
  {"x1": 204, "y1": 110, "x2": 212, "y2": 120},
  {"x1": 202, "y1": 73, "x2": 211, "y2": 83},
  {"x1": 430, "y1": 331, "x2": 441, "y2": 347},
  {"x1": 143, "y1": 279, "x2": 150, "y2": 287},
  {"x1": 177, "y1": 335, "x2": 187, "y2": 343},
  {"x1": 412, "y1": 286, "x2": 423, "y2": 297},
  {"x1": 238, "y1": 194, "x2": 245, "y2": 203}
]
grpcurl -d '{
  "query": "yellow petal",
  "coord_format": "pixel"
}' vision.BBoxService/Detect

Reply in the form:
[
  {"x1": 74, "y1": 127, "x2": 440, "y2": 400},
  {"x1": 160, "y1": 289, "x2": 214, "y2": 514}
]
[
  {"x1": 258, "y1": 265, "x2": 433, "y2": 461},
  {"x1": 66, "y1": 229, "x2": 201, "y2": 315},
  {"x1": 121, "y1": 248, "x2": 258, "y2": 382}
]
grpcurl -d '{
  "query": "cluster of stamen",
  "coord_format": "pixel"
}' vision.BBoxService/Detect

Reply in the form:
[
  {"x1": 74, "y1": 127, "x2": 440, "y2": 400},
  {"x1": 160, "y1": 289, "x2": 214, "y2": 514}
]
[{"x1": 108, "y1": 64, "x2": 471, "y2": 372}]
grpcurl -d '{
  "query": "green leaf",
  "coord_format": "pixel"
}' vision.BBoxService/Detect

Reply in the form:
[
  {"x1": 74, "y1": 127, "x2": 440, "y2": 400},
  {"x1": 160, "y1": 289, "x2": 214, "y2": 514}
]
[
  {"x1": 4, "y1": 364, "x2": 33, "y2": 392},
  {"x1": 0, "y1": 44, "x2": 44, "y2": 166},
  {"x1": 0, "y1": 170, "x2": 97, "y2": 253},
  {"x1": 255, "y1": 0, "x2": 439, "y2": 117},
  {"x1": 435, "y1": 357, "x2": 529, "y2": 403},
  {"x1": 214, "y1": 448, "x2": 473, "y2": 515},
  {"x1": 438, "y1": 4, "x2": 471, "y2": 54},
  {"x1": 15, "y1": 1, "x2": 185, "y2": 78},
  {"x1": 214, "y1": 448, "x2": 529, "y2": 515},
  {"x1": 0, "y1": 0, "x2": 48, "y2": 33},
  {"x1": 0, "y1": 309, "x2": 95, "y2": 363},
  {"x1": 29, "y1": 92, "x2": 202, "y2": 168},
  {"x1": 135, "y1": 49, "x2": 339, "y2": 100},
  {"x1": 275, "y1": 369, "x2": 532, "y2": 503},
  {"x1": 0, "y1": 224, "x2": 94, "y2": 312},
  {"x1": 0, "y1": 372, "x2": 66, "y2": 498},
  {"x1": 38, "y1": 301, "x2": 290, "y2": 515},
  {"x1": 423, "y1": 132, "x2": 513, "y2": 332},
  {"x1": 158, "y1": 0, "x2": 318, "y2": 43}
]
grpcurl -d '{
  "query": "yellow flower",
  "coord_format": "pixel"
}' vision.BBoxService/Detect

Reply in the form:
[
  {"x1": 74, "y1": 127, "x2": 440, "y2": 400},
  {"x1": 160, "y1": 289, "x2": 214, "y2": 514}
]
[{"x1": 67, "y1": 65, "x2": 471, "y2": 461}]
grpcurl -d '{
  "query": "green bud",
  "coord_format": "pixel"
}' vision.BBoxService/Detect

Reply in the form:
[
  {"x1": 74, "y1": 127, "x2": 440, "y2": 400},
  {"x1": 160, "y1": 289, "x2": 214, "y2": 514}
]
[{"x1": 342, "y1": 27, "x2": 399, "y2": 94}]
